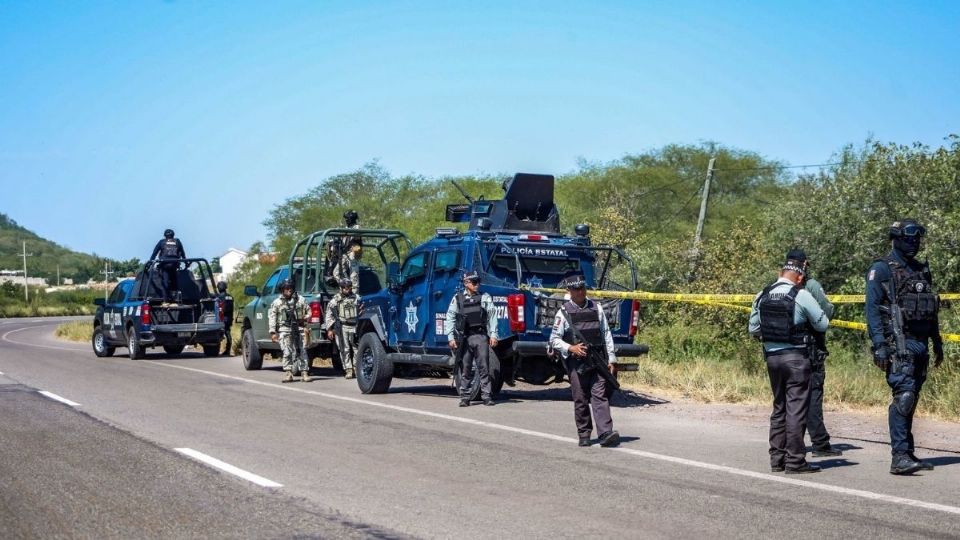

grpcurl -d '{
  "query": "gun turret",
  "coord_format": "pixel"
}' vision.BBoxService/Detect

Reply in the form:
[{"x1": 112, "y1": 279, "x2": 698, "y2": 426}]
[{"x1": 445, "y1": 173, "x2": 560, "y2": 234}]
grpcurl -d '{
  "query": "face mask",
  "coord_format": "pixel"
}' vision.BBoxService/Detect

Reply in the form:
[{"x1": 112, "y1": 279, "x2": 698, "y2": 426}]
[{"x1": 894, "y1": 236, "x2": 922, "y2": 258}]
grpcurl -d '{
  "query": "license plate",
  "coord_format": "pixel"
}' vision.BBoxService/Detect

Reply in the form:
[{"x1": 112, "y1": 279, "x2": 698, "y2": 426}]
[{"x1": 178, "y1": 332, "x2": 192, "y2": 338}]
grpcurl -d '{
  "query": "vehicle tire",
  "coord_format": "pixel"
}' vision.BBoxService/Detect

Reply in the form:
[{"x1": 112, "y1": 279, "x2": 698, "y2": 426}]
[
  {"x1": 454, "y1": 348, "x2": 502, "y2": 400},
  {"x1": 162, "y1": 344, "x2": 185, "y2": 356},
  {"x1": 92, "y1": 326, "x2": 115, "y2": 357},
  {"x1": 202, "y1": 344, "x2": 220, "y2": 357},
  {"x1": 242, "y1": 328, "x2": 263, "y2": 370},
  {"x1": 356, "y1": 332, "x2": 392, "y2": 394},
  {"x1": 127, "y1": 327, "x2": 145, "y2": 359}
]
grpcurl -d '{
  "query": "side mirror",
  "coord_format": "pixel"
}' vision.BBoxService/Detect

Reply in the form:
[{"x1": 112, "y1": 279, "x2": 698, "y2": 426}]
[
  {"x1": 94, "y1": 298, "x2": 106, "y2": 306},
  {"x1": 386, "y1": 262, "x2": 401, "y2": 287},
  {"x1": 243, "y1": 285, "x2": 259, "y2": 297}
]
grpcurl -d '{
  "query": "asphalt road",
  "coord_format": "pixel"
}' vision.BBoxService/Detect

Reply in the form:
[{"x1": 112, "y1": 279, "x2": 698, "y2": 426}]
[{"x1": 2, "y1": 317, "x2": 960, "y2": 539}]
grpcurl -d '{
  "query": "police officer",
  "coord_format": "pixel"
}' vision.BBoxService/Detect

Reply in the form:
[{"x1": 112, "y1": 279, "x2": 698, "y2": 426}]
[
  {"x1": 749, "y1": 252, "x2": 828, "y2": 473},
  {"x1": 444, "y1": 270, "x2": 499, "y2": 407},
  {"x1": 866, "y1": 218, "x2": 944, "y2": 475},
  {"x1": 333, "y1": 239, "x2": 362, "y2": 287},
  {"x1": 216, "y1": 281, "x2": 234, "y2": 356},
  {"x1": 268, "y1": 279, "x2": 310, "y2": 383},
  {"x1": 794, "y1": 250, "x2": 842, "y2": 457},
  {"x1": 149, "y1": 229, "x2": 186, "y2": 302},
  {"x1": 549, "y1": 275, "x2": 620, "y2": 448},
  {"x1": 326, "y1": 278, "x2": 359, "y2": 379}
]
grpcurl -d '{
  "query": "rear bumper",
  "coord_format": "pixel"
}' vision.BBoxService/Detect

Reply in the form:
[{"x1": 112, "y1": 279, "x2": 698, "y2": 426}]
[
  {"x1": 512, "y1": 341, "x2": 648, "y2": 357},
  {"x1": 141, "y1": 323, "x2": 224, "y2": 346}
]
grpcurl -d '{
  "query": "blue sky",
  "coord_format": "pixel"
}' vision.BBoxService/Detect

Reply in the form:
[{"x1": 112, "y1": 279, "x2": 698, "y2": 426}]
[{"x1": 1, "y1": 1, "x2": 958, "y2": 261}]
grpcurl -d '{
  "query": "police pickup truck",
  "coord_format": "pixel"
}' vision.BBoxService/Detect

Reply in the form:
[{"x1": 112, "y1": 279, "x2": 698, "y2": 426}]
[
  {"x1": 353, "y1": 173, "x2": 648, "y2": 397},
  {"x1": 239, "y1": 229, "x2": 411, "y2": 370},
  {"x1": 91, "y1": 258, "x2": 225, "y2": 358}
]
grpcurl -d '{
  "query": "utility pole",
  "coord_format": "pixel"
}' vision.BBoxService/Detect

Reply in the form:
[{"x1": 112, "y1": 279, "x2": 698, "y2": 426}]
[
  {"x1": 21, "y1": 240, "x2": 34, "y2": 302},
  {"x1": 693, "y1": 157, "x2": 716, "y2": 248},
  {"x1": 100, "y1": 262, "x2": 114, "y2": 302},
  {"x1": 57, "y1": 264, "x2": 61, "y2": 287}
]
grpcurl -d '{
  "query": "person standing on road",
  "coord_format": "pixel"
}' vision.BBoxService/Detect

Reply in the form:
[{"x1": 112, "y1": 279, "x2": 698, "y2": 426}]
[
  {"x1": 149, "y1": 229, "x2": 186, "y2": 302},
  {"x1": 749, "y1": 251, "x2": 828, "y2": 474},
  {"x1": 216, "y1": 281, "x2": 235, "y2": 356},
  {"x1": 269, "y1": 279, "x2": 310, "y2": 383},
  {"x1": 866, "y1": 218, "x2": 944, "y2": 475},
  {"x1": 549, "y1": 275, "x2": 620, "y2": 448},
  {"x1": 326, "y1": 278, "x2": 359, "y2": 379},
  {"x1": 445, "y1": 270, "x2": 499, "y2": 407},
  {"x1": 794, "y1": 250, "x2": 842, "y2": 458}
]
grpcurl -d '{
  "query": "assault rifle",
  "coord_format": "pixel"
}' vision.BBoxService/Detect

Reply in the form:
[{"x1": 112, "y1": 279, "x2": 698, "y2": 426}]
[
  {"x1": 882, "y1": 281, "x2": 910, "y2": 365},
  {"x1": 558, "y1": 308, "x2": 621, "y2": 392}
]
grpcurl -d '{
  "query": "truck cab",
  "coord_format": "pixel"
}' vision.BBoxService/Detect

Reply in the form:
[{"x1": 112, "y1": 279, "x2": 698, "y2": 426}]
[{"x1": 353, "y1": 173, "x2": 648, "y2": 396}]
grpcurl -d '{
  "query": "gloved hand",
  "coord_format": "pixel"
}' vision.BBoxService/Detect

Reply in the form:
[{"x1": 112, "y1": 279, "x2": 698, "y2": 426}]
[
  {"x1": 872, "y1": 346, "x2": 890, "y2": 370},
  {"x1": 933, "y1": 340, "x2": 944, "y2": 368}
]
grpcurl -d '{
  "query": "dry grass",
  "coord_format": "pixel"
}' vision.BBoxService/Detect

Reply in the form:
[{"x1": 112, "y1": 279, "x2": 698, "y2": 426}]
[{"x1": 55, "y1": 320, "x2": 93, "y2": 343}]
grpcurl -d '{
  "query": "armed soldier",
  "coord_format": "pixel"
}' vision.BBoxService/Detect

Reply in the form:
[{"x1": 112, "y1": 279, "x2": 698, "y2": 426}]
[
  {"x1": 445, "y1": 270, "x2": 499, "y2": 407},
  {"x1": 749, "y1": 252, "x2": 829, "y2": 474},
  {"x1": 216, "y1": 281, "x2": 235, "y2": 356},
  {"x1": 326, "y1": 278, "x2": 359, "y2": 379},
  {"x1": 866, "y1": 218, "x2": 944, "y2": 475},
  {"x1": 549, "y1": 275, "x2": 621, "y2": 448},
  {"x1": 333, "y1": 238, "x2": 362, "y2": 287},
  {"x1": 268, "y1": 278, "x2": 311, "y2": 383},
  {"x1": 149, "y1": 229, "x2": 186, "y2": 302}
]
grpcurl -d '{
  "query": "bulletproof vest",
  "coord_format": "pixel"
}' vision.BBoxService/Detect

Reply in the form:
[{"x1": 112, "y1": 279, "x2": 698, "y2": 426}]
[
  {"x1": 337, "y1": 294, "x2": 358, "y2": 325},
  {"x1": 457, "y1": 291, "x2": 487, "y2": 334},
  {"x1": 757, "y1": 283, "x2": 809, "y2": 345},
  {"x1": 277, "y1": 297, "x2": 298, "y2": 330},
  {"x1": 563, "y1": 300, "x2": 603, "y2": 347},
  {"x1": 161, "y1": 239, "x2": 179, "y2": 258},
  {"x1": 880, "y1": 255, "x2": 938, "y2": 337},
  {"x1": 219, "y1": 293, "x2": 234, "y2": 320}
]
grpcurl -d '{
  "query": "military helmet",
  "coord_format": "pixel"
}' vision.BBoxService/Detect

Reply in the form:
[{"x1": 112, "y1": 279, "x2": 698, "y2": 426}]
[
  {"x1": 889, "y1": 218, "x2": 926, "y2": 239},
  {"x1": 462, "y1": 270, "x2": 480, "y2": 283},
  {"x1": 164, "y1": 228, "x2": 175, "y2": 239},
  {"x1": 216, "y1": 281, "x2": 227, "y2": 293},
  {"x1": 343, "y1": 210, "x2": 359, "y2": 224},
  {"x1": 279, "y1": 278, "x2": 294, "y2": 291},
  {"x1": 338, "y1": 278, "x2": 353, "y2": 289}
]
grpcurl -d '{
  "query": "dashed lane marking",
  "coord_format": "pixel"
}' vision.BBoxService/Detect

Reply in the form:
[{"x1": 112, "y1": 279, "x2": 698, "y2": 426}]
[
  {"x1": 175, "y1": 448, "x2": 283, "y2": 488},
  {"x1": 38, "y1": 390, "x2": 81, "y2": 407},
  {"x1": 152, "y1": 362, "x2": 960, "y2": 517}
]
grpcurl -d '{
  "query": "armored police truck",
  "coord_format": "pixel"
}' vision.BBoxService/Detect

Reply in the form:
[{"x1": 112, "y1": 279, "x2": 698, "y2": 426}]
[
  {"x1": 353, "y1": 173, "x2": 648, "y2": 397},
  {"x1": 239, "y1": 229, "x2": 412, "y2": 370}
]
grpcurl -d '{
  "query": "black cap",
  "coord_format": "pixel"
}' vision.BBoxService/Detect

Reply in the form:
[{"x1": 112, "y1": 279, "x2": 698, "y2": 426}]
[
  {"x1": 164, "y1": 229, "x2": 175, "y2": 238},
  {"x1": 462, "y1": 270, "x2": 480, "y2": 282},
  {"x1": 785, "y1": 248, "x2": 807, "y2": 264},
  {"x1": 563, "y1": 275, "x2": 587, "y2": 289}
]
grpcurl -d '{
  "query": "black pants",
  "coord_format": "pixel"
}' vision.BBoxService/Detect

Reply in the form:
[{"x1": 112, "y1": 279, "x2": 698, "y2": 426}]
[
  {"x1": 567, "y1": 360, "x2": 613, "y2": 439},
  {"x1": 766, "y1": 349, "x2": 811, "y2": 469},
  {"x1": 459, "y1": 333, "x2": 492, "y2": 400},
  {"x1": 806, "y1": 356, "x2": 830, "y2": 449},
  {"x1": 222, "y1": 324, "x2": 233, "y2": 355},
  {"x1": 159, "y1": 260, "x2": 179, "y2": 301}
]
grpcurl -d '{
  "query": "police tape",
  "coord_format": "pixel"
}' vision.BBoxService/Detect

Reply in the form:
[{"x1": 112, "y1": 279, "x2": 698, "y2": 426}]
[{"x1": 522, "y1": 286, "x2": 960, "y2": 343}]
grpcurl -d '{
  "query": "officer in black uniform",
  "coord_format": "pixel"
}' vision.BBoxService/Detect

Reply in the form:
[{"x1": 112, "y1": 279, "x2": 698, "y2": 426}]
[
  {"x1": 866, "y1": 218, "x2": 944, "y2": 475},
  {"x1": 149, "y1": 229, "x2": 186, "y2": 302},
  {"x1": 444, "y1": 270, "x2": 499, "y2": 407},
  {"x1": 217, "y1": 281, "x2": 234, "y2": 355}
]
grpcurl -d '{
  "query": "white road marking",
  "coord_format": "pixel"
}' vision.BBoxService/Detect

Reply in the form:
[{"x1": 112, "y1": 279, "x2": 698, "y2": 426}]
[
  {"x1": 153, "y1": 362, "x2": 960, "y2": 517},
  {"x1": 38, "y1": 390, "x2": 81, "y2": 407},
  {"x1": 175, "y1": 448, "x2": 283, "y2": 488},
  {"x1": 2, "y1": 325, "x2": 88, "y2": 351}
]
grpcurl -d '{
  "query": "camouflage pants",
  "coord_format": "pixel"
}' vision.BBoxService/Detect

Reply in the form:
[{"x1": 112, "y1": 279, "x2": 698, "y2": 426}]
[
  {"x1": 337, "y1": 325, "x2": 357, "y2": 371},
  {"x1": 279, "y1": 331, "x2": 309, "y2": 374}
]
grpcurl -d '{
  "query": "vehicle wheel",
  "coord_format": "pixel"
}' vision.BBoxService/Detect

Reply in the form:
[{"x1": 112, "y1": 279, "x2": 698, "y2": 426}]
[
  {"x1": 202, "y1": 344, "x2": 220, "y2": 357},
  {"x1": 162, "y1": 344, "x2": 185, "y2": 356},
  {"x1": 356, "y1": 332, "x2": 393, "y2": 394},
  {"x1": 242, "y1": 328, "x2": 262, "y2": 370},
  {"x1": 453, "y1": 350, "x2": 501, "y2": 400},
  {"x1": 92, "y1": 326, "x2": 115, "y2": 357},
  {"x1": 127, "y1": 327, "x2": 145, "y2": 359}
]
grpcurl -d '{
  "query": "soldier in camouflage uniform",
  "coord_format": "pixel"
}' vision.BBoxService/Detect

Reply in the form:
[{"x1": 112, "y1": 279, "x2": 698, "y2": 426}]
[
  {"x1": 333, "y1": 239, "x2": 362, "y2": 287},
  {"x1": 326, "y1": 278, "x2": 359, "y2": 379},
  {"x1": 269, "y1": 278, "x2": 311, "y2": 383}
]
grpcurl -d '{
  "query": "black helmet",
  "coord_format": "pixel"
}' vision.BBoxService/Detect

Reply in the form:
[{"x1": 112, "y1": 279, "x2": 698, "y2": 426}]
[
  {"x1": 343, "y1": 210, "x2": 359, "y2": 225},
  {"x1": 339, "y1": 278, "x2": 353, "y2": 289},
  {"x1": 889, "y1": 218, "x2": 926, "y2": 239},
  {"x1": 217, "y1": 281, "x2": 227, "y2": 293},
  {"x1": 164, "y1": 229, "x2": 175, "y2": 239},
  {"x1": 279, "y1": 278, "x2": 294, "y2": 291}
]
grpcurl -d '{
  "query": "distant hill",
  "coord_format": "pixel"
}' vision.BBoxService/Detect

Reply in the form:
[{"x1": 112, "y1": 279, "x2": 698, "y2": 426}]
[{"x1": 0, "y1": 213, "x2": 138, "y2": 284}]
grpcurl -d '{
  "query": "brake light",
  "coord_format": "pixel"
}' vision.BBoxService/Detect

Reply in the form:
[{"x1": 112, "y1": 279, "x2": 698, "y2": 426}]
[
  {"x1": 629, "y1": 300, "x2": 640, "y2": 337},
  {"x1": 518, "y1": 234, "x2": 547, "y2": 242},
  {"x1": 141, "y1": 302, "x2": 151, "y2": 326},
  {"x1": 507, "y1": 293, "x2": 525, "y2": 333},
  {"x1": 310, "y1": 301, "x2": 322, "y2": 324}
]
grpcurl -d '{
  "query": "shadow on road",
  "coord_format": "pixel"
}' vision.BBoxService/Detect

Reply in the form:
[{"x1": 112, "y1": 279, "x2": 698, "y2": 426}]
[{"x1": 811, "y1": 458, "x2": 859, "y2": 470}]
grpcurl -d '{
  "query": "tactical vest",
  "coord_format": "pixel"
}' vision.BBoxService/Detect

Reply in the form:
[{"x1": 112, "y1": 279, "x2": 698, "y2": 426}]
[
  {"x1": 337, "y1": 294, "x2": 358, "y2": 326},
  {"x1": 562, "y1": 300, "x2": 603, "y2": 347},
  {"x1": 879, "y1": 255, "x2": 938, "y2": 338},
  {"x1": 276, "y1": 298, "x2": 299, "y2": 331},
  {"x1": 457, "y1": 291, "x2": 487, "y2": 335},
  {"x1": 757, "y1": 283, "x2": 809, "y2": 345},
  {"x1": 161, "y1": 239, "x2": 179, "y2": 258}
]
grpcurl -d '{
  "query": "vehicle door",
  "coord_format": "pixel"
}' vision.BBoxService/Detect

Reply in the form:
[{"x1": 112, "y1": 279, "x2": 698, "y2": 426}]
[
  {"x1": 103, "y1": 281, "x2": 130, "y2": 341},
  {"x1": 429, "y1": 248, "x2": 462, "y2": 349},
  {"x1": 396, "y1": 250, "x2": 432, "y2": 348},
  {"x1": 253, "y1": 267, "x2": 289, "y2": 346}
]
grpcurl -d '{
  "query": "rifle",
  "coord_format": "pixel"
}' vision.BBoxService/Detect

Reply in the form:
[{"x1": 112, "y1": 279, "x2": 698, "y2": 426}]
[
  {"x1": 881, "y1": 280, "x2": 910, "y2": 367},
  {"x1": 558, "y1": 308, "x2": 621, "y2": 392}
]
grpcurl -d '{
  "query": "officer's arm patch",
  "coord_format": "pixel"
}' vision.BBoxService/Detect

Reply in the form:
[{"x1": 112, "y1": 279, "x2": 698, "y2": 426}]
[{"x1": 868, "y1": 269, "x2": 876, "y2": 281}]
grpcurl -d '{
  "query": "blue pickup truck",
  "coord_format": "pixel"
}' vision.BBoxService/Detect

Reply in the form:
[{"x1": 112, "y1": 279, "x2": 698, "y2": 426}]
[{"x1": 91, "y1": 258, "x2": 225, "y2": 358}]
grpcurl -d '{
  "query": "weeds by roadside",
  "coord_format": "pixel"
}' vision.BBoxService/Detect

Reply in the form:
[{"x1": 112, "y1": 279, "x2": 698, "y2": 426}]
[{"x1": 55, "y1": 320, "x2": 93, "y2": 343}]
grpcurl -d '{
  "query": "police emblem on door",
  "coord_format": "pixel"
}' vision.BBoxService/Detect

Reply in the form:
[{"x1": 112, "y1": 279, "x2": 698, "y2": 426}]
[{"x1": 405, "y1": 301, "x2": 419, "y2": 333}]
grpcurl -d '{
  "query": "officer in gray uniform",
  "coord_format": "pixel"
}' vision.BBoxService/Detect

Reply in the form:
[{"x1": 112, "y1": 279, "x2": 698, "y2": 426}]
[
  {"x1": 549, "y1": 275, "x2": 620, "y2": 448},
  {"x1": 749, "y1": 252, "x2": 829, "y2": 473},
  {"x1": 268, "y1": 279, "x2": 310, "y2": 383},
  {"x1": 444, "y1": 270, "x2": 499, "y2": 407},
  {"x1": 326, "y1": 278, "x2": 359, "y2": 379},
  {"x1": 866, "y1": 218, "x2": 944, "y2": 475}
]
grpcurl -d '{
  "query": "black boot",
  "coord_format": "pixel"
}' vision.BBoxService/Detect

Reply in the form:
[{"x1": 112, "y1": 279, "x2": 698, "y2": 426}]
[
  {"x1": 908, "y1": 452, "x2": 934, "y2": 471},
  {"x1": 598, "y1": 431, "x2": 620, "y2": 447},
  {"x1": 890, "y1": 453, "x2": 922, "y2": 475}
]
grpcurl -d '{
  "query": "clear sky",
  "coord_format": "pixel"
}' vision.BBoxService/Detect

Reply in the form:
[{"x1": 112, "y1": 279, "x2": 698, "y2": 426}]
[{"x1": 1, "y1": 1, "x2": 957, "y2": 261}]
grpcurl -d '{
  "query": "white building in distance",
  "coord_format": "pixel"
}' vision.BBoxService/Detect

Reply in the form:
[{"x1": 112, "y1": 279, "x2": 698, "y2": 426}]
[{"x1": 218, "y1": 248, "x2": 249, "y2": 279}]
